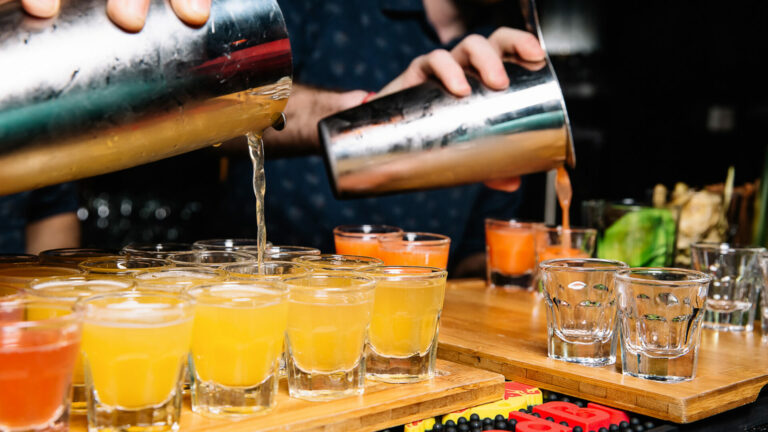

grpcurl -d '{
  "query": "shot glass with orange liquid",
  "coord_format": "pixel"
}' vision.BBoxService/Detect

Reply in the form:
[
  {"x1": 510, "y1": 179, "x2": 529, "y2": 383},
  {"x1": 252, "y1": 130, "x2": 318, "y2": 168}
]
[
  {"x1": 485, "y1": 219, "x2": 543, "y2": 290},
  {"x1": 333, "y1": 225, "x2": 403, "y2": 260},
  {"x1": 535, "y1": 226, "x2": 597, "y2": 262},
  {"x1": 378, "y1": 232, "x2": 451, "y2": 269},
  {"x1": 0, "y1": 297, "x2": 82, "y2": 432}
]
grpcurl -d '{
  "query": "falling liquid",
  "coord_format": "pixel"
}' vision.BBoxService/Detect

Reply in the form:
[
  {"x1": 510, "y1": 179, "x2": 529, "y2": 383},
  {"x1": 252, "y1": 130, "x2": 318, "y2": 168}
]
[
  {"x1": 246, "y1": 131, "x2": 266, "y2": 271},
  {"x1": 555, "y1": 166, "x2": 572, "y2": 251}
]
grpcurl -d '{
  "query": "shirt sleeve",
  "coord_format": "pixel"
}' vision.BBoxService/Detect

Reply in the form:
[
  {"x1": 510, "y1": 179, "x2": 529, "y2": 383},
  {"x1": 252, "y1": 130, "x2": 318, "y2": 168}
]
[{"x1": 25, "y1": 182, "x2": 79, "y2": 223}]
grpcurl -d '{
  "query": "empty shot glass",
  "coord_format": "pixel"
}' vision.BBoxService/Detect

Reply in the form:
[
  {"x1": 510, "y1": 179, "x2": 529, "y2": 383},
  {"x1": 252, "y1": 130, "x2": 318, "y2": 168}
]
[
  {"x1": 333, "y1": 225, "x2": 403, "y2": 260},
  {"x1": 691, "y1": 243, "x2": 765, "y2": 332},
  {"x1": 615, "y1": 268, "x2": 711, "y2": 382},
  {"x1": 187, "y1": 281, "x2": 287, "y2": 417},
  {"x1": 365, "y1": 266, "x2": 448, "y2": 383},
  {"x1": 0, "y1": 297, "x2": 82, "y2": 432},
  {"x1": 539, "y1": 258, "x2": 628, "y2": 366},
  {"x1": 485, "y1": 219, "x2": 543, "y2": 289},
  {"x1": 283, "y1": 273, "x2": 375, "y2": 401},
  {"x1": 25, "y1": 276, "x2": 136, "y2": 415},
  {"x1": 535, "y1": 226, "x2": 597, "y2": 263},
  {"x1": 79, "y1": 292, "x2": 194, "y2": 432},
  {"x1": 121, "y1": 243, "x2": 193, "y2": 259}
]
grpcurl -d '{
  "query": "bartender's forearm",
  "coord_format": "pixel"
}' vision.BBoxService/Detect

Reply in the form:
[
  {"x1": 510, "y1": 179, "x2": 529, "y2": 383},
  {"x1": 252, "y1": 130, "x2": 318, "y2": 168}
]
[{"x1": 262, "y1": 84, "x2": 368, "y2": 157}]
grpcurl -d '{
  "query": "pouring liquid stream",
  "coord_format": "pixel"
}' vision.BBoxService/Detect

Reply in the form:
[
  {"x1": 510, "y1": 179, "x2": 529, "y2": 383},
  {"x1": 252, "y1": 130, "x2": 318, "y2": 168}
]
[
  {"x1": 246, "y1": 131, "x2": 266, "y2": 271},
  {"x1": 555, "y1": 166, "x2": 572, "y2": 251}
]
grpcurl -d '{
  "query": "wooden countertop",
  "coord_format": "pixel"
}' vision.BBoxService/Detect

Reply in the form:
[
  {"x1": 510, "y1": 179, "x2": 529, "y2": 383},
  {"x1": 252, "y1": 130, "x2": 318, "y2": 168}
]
[
  {"x1": 437, "y1": 279, "x2": 768, "y2": 423},
  {"x1": 70, "y1": 359, "x2": 504, "y2": 432}
]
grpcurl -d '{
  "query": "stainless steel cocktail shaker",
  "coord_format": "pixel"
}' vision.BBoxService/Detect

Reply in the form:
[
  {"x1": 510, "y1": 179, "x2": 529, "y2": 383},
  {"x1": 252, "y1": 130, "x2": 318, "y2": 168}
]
[
  {"x1": 319, "y1": 0, "x2": 573, "y2": 199},
  {"x1": 0, "y1": 0, "x2": 291, "y2": 196}
]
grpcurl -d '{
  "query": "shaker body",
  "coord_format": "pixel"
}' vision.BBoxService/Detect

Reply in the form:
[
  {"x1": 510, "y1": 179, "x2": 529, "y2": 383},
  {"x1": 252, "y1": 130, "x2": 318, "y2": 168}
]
[{"x1": 0, "y1": 0, "x2": 292, "y2": 195}]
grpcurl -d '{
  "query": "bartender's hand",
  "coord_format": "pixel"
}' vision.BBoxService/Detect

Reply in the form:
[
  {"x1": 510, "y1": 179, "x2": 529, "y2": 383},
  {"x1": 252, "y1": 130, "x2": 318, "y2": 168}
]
[
  {"x1": 18, "y1": 0, "x2": 210, "y2": 32},
  {"x1": 377, "y1": 28, "x2": 544, "y2": 193}
]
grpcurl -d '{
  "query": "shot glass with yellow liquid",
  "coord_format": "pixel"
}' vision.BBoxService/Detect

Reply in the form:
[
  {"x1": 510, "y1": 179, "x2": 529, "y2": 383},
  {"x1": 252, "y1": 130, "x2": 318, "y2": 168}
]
[
  {"x1": 283, "y1": 273, "x2": 375, "y2": 401},
  {"x1": 365, "y1": 266, "x2": 447, "y2": 383},
  {"x1": 187, "y1": 281, "x2": 287, "y2": 417},
  {"x1": 78, "y1": 292, "x2": 194, "y2": 432},
  {"x1": 0, "y1": 254, "x2": 39, "y2": 266},
  {"x1": 79, "y1": 256, "x2": 172, "y2": 276},
  {"x1": 25, "y1": 276, "x2": 136, "y2": 414},
  {"x1": 294, "y1": 254, "x2": 383, "y2": 272},
  {"x1": 0, "y1": 264, "x2": 81, "y2": 289},
  {"x1": 133, "y1": 267, "x2": 227, "y2": 293},
  {"x1": 38, "y1": 248, "x2": 116, "y2": 268}
]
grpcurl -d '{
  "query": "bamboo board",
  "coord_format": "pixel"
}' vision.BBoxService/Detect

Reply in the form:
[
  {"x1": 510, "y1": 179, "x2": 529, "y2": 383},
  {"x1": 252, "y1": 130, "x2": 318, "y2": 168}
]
[
  {"x1": 70, "y1": 359, "x2": 504, "y2": 432},
  {"x1": 437, "y1": 279, "x2": 768, "y2": 423}
]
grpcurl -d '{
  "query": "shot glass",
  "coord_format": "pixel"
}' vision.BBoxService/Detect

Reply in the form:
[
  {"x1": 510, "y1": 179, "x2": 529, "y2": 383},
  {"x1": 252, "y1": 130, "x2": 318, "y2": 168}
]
[
  {"x1": 0, "y1": 297, "x2": 82, "y2": 432},
  {"x1": 283, "y1": 273, "x2": 376, "y2": 401},
  {"x1": 485, "y1": 219, "x2": 543, "y2": 290},
  {"x1": 192, "y1": 238, "x2": 272, "y2": 252},
  {"x1": 79, "y1": 256, "x2": 172, "y2": 276},
  {"x1": 535, "y1": 226, "x2": 597, "y2": 263},
  {"x1": 378, "y1": 232, "x2": 451, "y2": 269},
  {"x1": 295, "y1": 254, "x2": 383, "y2": 272},
  {"x1": 39, "y1": 248, "x2": 116, "y2": 268},
  {"x1": 365, "y1": 266, "x2": 447, "y2": 383},
  {"x1": 25, "y1": 276, "x2": 136, "y2": 414},
  {"x1": 333, "y1": 225, "x2": 403, "y2": 259},
  {"x1": 121, "y1": 242, "x2": 193, "y2": 259},
  {"x1": 79, "y1": 292, "x2": 194, "y2": 432},
  {"x1": 691, "y1": 243, "x2": 765, "y2": 332},
  {"x1": 167, "y1": 250, "x2": 256, "y2": 268},
  {"x1": 0, "y1": 285, "x2": 22, "y2": 321},
  {"x1": 0, "y1": 265, "x2": 81, "y2": 289},
  {"x1": 615, "y1": 268, "x2": 711, "y2": 382},
  {"x1": 133, "y1": 267, "x2": 227, "y2": 293},
  {"x1": 223, "y1": 261, "x2": 311, "y2": 280},
  {"x1": 0, "y1": 254, "x2": 39, "y2": 266},
  {"x1": 539, "y1": 258, "x2": 628, "y2": 366},
  {"x1": 187, "y1": 281, "x2": 287, "y2": 417},
  {"x1": 262, "y1": 245, "x2": 321, "y2": 261}
]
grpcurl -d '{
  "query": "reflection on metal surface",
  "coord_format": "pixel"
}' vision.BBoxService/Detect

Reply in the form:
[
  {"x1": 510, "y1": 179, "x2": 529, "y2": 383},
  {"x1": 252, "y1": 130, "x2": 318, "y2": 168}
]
[
  {"x1": 319, "y1": 0, "x2": 572, "y2": 199},
  {"x1": 0, "y1": 0, "x2": 291, "y2": 195}
]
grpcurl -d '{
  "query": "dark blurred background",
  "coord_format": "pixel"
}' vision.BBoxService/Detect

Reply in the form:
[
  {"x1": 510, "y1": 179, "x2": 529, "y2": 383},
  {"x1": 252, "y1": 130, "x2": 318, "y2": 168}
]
[{"x1": 77, "y1": 0, "x2": 768, "y2": 249}]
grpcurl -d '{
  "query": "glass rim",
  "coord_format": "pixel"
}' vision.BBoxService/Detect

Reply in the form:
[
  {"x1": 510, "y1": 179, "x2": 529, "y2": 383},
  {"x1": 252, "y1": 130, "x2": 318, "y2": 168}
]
[
  {"x1": 77, "y1": 291, "x2": 195, "y2": 318},
  {"x1": 186, "y1": 280, "x2": 287, "y2": 303},
  {"x1": 333, "y1": 224, "x2": 404, "y2": 238},
  {"x1": 0, "y1": 265, "x2": 82, "y2": 280},
  {"x1": 295, "y1": 254, "x2": 384, "y2": 268},
  {"x1": 221, "y1": 260, "x2": 310, "y2": 271},
  {"x1": 133, "y1": 266, "x2": 227, "y2": 279},
  {"x1": 484, "y1": 218, "x2": 544, "y2": 228},
  {"x1": 615, "y1": 267, "x2": 712, "y2": 286},
  {"x1": 258, "y1": 245, "x2": 321, "y2": 254},
  {"x1": 690, "y1": 242, "x2": 766, "y2": 254},
  {"x1": 539, "y1": 258, "x2": 628, "y2": 272},
  {"x1": 283, "y1": 272, "x2": 376, "y2": 294},
  {"x1": 78, "y1": 256, "x2": 171, "y2": 271},
  {"x1": 121, "y1": 242, "x2": 192, "y2": 254},
  {"x1": 26, "y1": 275, "x2": 136, "y2": 300},
  {"x1": 191, "y1": 238, "x2": 271, "y2": 251},
  {"x1": 0, "y1": 297, "x2": 82, "y2": 329},
  {"x1": 377, "y1": 231, "x2": 450, "y2": 245},
  {"x1": 534, "y1": 225, "x2": 598, "y2": 234},
  {"x1": 365, "y1": 265, "x2": 447, "y2": 280},
  {"x1": 39, "y1": 247, "x2": 115, "y2": 258},
  {"x1": 167, "y1": 250, "x2": 257, "y2": 261},
  {"x1": 0, "y1": 253, "x2": 40, "y2": 264}
]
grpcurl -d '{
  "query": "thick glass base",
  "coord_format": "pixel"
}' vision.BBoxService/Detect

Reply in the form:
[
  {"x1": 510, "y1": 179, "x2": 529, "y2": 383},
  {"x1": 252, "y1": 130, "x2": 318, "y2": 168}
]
[
  {"x1": 703, "y1": 306, "x2": 754, "y2": 332},
  {"x1": 86, "y1": 390, "x2": 182, "y2": 432},
  {"x1": 621, "y1": 344, "x2": 697, "y2": 383},
  {"x1": 487, "y1": 271, "x2": 533, "y2": 290},
  {"x1": 366, "y1": 345, "x2": 436, "y2": 384},
  {"x1": 191, "y1": 373, "x2": 277, "y2": 418},
  {"x1": 548, "y1": 329, "x2": 616, "y2": 367},
  {"x1": 287, "y1": 358, "x2": 364, "y2": 402}
]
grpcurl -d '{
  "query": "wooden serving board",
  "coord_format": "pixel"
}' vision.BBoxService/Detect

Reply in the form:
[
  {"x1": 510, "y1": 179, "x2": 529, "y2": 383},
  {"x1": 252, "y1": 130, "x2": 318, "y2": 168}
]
[
  {"x1": 70, "y1": 359, "x2": 503, "y2": 432},
  {"x1": 437, "y1": 279, "x2": 768, "y2": 423}
]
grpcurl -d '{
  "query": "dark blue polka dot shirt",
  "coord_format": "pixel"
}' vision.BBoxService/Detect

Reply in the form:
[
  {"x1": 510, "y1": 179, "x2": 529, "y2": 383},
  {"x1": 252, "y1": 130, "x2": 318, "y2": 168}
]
[{"x1": 227, "y1": 0, "x2": 524, "y2": 268}]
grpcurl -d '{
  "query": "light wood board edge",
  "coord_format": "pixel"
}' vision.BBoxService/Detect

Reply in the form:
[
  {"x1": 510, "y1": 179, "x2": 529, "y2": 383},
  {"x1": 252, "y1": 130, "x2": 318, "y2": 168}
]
[{"x1": 438, "y1": 344, "x2": 768, "y2": 423}]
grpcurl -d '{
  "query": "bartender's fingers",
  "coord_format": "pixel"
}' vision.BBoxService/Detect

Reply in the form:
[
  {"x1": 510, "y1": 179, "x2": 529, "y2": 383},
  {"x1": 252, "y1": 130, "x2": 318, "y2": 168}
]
[
  {"x1": 484, "y1": 176, "x2": 522, "y2": 192},
  {"x1": 20, "y1": 0, "x2": 59, "y2": 18},
  {"x1": 378, "y1": 49, "x2": 471, "y2": 98},
  {"x1": 450, "y1": 34, "x2": 509, "y2": 90},
  {"x1": 106, "y1": 0, "x2": 150, "y2": 32},
  {"x1": 170, "y1": 0, "x2": 210, "y2": 27},
  {"x1": 488, "y1": 27, "x2": 546, "y2": 61}
]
